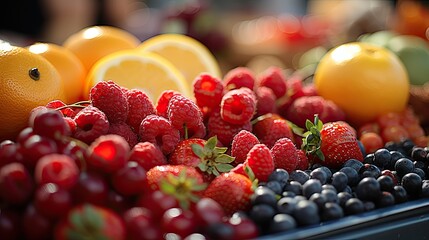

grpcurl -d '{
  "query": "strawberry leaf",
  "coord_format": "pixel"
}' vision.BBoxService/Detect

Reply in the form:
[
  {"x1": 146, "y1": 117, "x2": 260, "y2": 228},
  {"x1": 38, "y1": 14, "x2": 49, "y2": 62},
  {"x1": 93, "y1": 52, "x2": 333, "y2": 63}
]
[
  {"x1": 215, "y1": 154, "x2": 235, "y2": 164},
  {"x1": 191, "y1": 144, "x2": 205, "y2": 158},
  {"x1": 82, "y1": 205, "x2": 102, "y2": 230},
  {"x1": 204, "y1": 136, "x2": 217, "y2": 151},
  {"x1": 216, "y1": 163, "x2": 234, "y2": 173}
]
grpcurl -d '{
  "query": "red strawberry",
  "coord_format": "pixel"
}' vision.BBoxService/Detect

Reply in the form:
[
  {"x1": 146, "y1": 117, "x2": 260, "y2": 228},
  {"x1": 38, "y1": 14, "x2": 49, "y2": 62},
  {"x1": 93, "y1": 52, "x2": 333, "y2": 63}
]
[
  {"x1": 271, "y1": 137, "x2": 299, "y2": 172},
  {"x1": 203, "y1": 172, "x2": 254, "y2": 215},
  {"x1": 302, "y1": 116, "x2": 364, "y2": 169},
  {"x1": 230, "y1": 130, "x2": 260, "y2": 165},
  {"x1": 54, "y1": 204, "x2": 126, "y2": 240},
  {"x1": 252, "y1": 113, "x2": 294, "y2": 148},
  {"x1": 244, "y1": 144, "x2": 274, "y2": 182}
]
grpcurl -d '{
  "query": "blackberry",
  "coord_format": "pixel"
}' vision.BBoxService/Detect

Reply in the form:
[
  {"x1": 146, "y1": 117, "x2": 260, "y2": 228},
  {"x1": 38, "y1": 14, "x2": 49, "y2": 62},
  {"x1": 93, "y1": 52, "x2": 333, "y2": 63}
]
[
  {"x1": 359, "y1": 164, "x2": 381, "y2": 179},
  {"x1": 283, "y1": 181, "x2": 302, "y2": 196},
  {"x1": 337, "y1": 192, "x2": 353, "y2": 207},
  {"x1": 343, "y1": 159, "x2": 364, "y2": 172},
  {"x1": 331, "y1": 171, "x2": 348, "y2": 192},
  {"x1": 395, "y1": 158, "x2": 415, "y2": 178},
  {"x1": 293, "y1": 200, "x2": 320, "y2": 226},
  {"x1": 392, "y1": 185, "x2": 408, "y2": 203},
  {"x1": 376, "y1": 191, "x2": 395, "y2": 208},
  {"x1": 388, "y1": 151, "x2": 406, "y2": 170},
  {"x1": 268, "y1": 214, "x2": 297, "y2": 234},
  {"x1": 277, "y1": 197, "x2": 297, "y2": 215},
  {"x1": 373, "y1": 148, "x2": 391, "y2": 170},
  {"x1": 268, "y1": 169, "x2": 289, "y2": 189},
  {"x1": 401, "y1": 172, "x2": 422, "y2": 196},
  {"x1": 344, "y1": 198, "x2": 365, "y2": 215},
  {"x1": 310, "y1": 168, "x2": 328, "y2": 185},
  {"x1": 339, "y1": 167, "x2": 359, "y2": 187},
  {"x1": 355, "y1": 177, "x2": 381, "y2": 201},
  {"x1": 251, "y1": 186, "x2": 277, "y2": 207},
  {"x1": 266, "y1": 181, "x2": 283, "y2": 195},
  {"x1": 321, "y1": 202, "x2": 344, "y2": 221},
  {"x1": 377, "y1": 175, "x2": 395, "y2": 192},
  {"x1": 411, "y1": 147, "x2": 427, "y2": 162},
  {"x1": 289, "y1": 170, "x2": 310, "y2": 185},
  {"x1": 302, "y1": 179, "x2": 322, "y2": 199}
]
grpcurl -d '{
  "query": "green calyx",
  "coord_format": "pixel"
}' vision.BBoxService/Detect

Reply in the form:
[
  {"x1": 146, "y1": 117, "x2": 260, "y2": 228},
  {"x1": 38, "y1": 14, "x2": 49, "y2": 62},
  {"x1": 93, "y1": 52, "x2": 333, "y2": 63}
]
[
  {"x1": 67, "y1": 204, "x2": 108, "y2": 240},
  {"x1": 191, "y1": 136, "x2": 235, "y2": 176},
  {"x1": 160, "y1": 169, "x2": 207, "y2": 209},
  {"x1": 302, "y1": 115, "x2": 325, "y2": 161}
]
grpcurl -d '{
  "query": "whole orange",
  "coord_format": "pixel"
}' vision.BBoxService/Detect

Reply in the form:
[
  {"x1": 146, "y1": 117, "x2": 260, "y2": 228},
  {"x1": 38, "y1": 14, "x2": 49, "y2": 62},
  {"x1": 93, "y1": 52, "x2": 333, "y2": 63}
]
[
  {"x1": 0, "y1": 42, "x2": 65, "y2": 141},
  {"x1": 27, "y1": 43, "x2": 86, "y2": 103},
  {"x1": 314, "y1": 42, "x2": 410, "y2": 126},
  {"x1": 62, "y1": 26, "x2": 140, "y2": 74}
]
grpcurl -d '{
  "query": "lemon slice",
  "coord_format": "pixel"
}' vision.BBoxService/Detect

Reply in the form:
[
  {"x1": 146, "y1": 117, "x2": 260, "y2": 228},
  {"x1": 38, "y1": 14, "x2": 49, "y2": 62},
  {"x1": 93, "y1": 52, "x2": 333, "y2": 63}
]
[
  {"x1": 138, "y1": 34, "x2": 222, "y2": 89},
  {"x1": 85, "y1": 50, "x2": 191, "y2": 101}
]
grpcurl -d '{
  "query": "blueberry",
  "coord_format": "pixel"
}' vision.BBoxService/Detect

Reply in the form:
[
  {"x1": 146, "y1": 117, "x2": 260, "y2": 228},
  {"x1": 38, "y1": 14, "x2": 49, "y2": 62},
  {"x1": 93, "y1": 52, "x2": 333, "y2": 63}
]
[
  {"x1": 411, "y1": 147, "x2": 427, "y2": 162},
  {"x1": 337, "y1": 192, "x2": 353, "y2": 207},
  {"x1": 290, "y1": 170, "x2": 310, "y2": 185},
  {"x1": 343, "y1": 185, "x2": 353, "y2": 195},
  {"x1": 377, "y1": 175, "x2": 395, "y2": 192},
  {"x1": 400, "y1": 139, "x2": 415, "y2": 156},
  {"x1": 413, "y1": 168, "x2": 426, "y2": 180},
  {"x1": 283, "y1": 181, "x2": 302, "y2": 195},
  {"x1": 302, "y1": 179, "x2": 322, "y2": 199},
  {"x1": 363, "y1": 153, "x2": 375, "y2": 164},
  {"x1": 389, "y1": 151, "x2": 406, "y2": 169},
  {"x1": 309, "y1": 193, "x2": 327, "y2": 209},
  {"x1": 392, "y1": 185, "x2": 408, "y2": 203},
  {"x1": 310, "y1": 168, "x2": 328, "y2": 185},
  {"x1": 385, "y1": 141, "x2": 400, "y2": 152},
  {"x1": 268, "y1": 169, "x2": 289, "y2": 188},
  {"x1": 395, "y1": 158, "x2": 415, "y2": 177},
  {"x1": 343, "y1": 159, "x2": 364, "y2": 172},
  {"x1": 282, "y1": 191, "x2": 296, "y2": 198},
  {"x1": 376, "y1": 191, "x2": 395, "y2": 208},
  {"x1": 414, "y1": 161, "x2": 426, "y2": 170},
  {"x1": 277, "y1": 197, "x2": 297, "y2": 215},
  {"x1": 268, "y1": 214, "x2": 297, "y2": 234},
  {"x1": 359, "y1": 164, "x2": 381, "y2": 179},
  {"x1": 322, "y1": 184, "x2": 337, "y2": 193},
  {"x1": 294, "y1": 195, "x2": 307, "y2": 202},
  {"x1": 251, "y1": 186, "x2": 277, "y2": 207},
  {"x1": 321, "y1": 202, "x2": 344, "y2": 221},
  {"x1": 401, "y1": 172, "x2": 422, "y2": 196},
  {"x1": 356, "y1": 177, "x2": 381, "y2": 201},
  {"x1": 293, "y1": 200, "x2": 320, "y2": 226},
  {"x1": 420, "y1": 180, "x2": 429, "y2": 198},
  {"x1": 266, "y1": 181, "x2": 283, "y2": 195},
  {"x1": 363, "y1": 201, "x2": 376, "y2": 211},
  {"x1": 319, "y1": 166, "x2": 333, "y2": 180},
  {"x1": 373, "y1": 148, "x2": 391, "y2": 169},
  {"x1": 249, "y1": 204, "x2": 276, "y2": 225},
  {"x1": 321, "y1": 189, "x2": 338, "y2": 204},
  {"x1": 205, "y1": 222, "x2": 234, "y2": 240},
  {"x1": 339, "y1": 167, "x2": 359, "y2": 186},
  {"x1": 331, "y1": 171, "x2": 348, "y2": 192},
  {"x1": 344, "y1": 198, "x2": 365, "y2": 215}
]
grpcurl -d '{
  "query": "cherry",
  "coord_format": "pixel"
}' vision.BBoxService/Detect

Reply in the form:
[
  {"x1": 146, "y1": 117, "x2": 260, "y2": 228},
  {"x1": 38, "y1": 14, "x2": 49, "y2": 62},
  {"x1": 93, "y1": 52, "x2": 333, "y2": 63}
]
[
  {"x1": 0, "y1": 140, "x2": 24, "y2": 167},
  {"x1": 123, "y1": 207, "x2": 162, "y2": 240},
  {"x1": 0, "y1": 209, "x2": 21, "y2": 240},
  {"x1": 108, "y1": 190, "x2": 132, "y2": 214},
  {"x1": 22, "y1": 204, "x2": 53, "y2": 240},
  {"x1": 16, "y1": 127, "x2": 36, "y2": 145},
  {"x1": 112, "y1": 161, "x2": 147, "y2": 197},
  {"x1": 34, "y1": 183, "x2": 72, "y2": 220},
  {"x1": 228, "y1": 212, "x2": 260, "y2": 239},
  {"x1": 0, "y1": 162, "x2": 34, "y2": 205},
  {"x1": 32, "y1": 109, "x2": 70, "y2": 139},
  {"x1": 161, "y1": 208, "x2": 198, "y2": 238},
  {"x1": 72, "y1": 171, "x2": 109, "y2": 206},
  {"x1": 21, "y1": 135, "x2": 58, "y2": 169},
  {"x1": 193, "y1": 197, "x2": 225, "y2": 227},
  {"x1": 137, "y1": 190, "x2": 179, "y2": 221},
  {"x1": 59, "y1": 140, "x2": 88, "y2": 170},
  {"x1": 34, "y1": 153, "x2": 79, "y2": 190}
]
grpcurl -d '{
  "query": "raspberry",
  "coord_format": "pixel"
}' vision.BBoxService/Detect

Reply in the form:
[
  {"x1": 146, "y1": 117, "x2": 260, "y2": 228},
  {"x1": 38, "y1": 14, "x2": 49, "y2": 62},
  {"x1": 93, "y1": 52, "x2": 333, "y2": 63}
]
[
  {"x1": 46, "y1": 100, "x2": 76, "y2": 118},
  {"x1": 73, "y1": 106, "x2": 109, "y2": 144},
  {"x1": 139, "y1": 114, "x2": 180, "y2": 155},
  {"x1": 90, "y1": 80, "x2": 129, "y2": 123},
  {"x1": 220, "y1": 88, "x2": 256, "y2": 125},
  {"x1": 155, "y1": 90, "x2": 181, "y2": 118},
  {"x1": 230, "y1": 163, "x2": 247, "y2": 176},
  {"x1": 257, "y1": 66, "x2": 287, "y2": 99},
  {"x1": 252, "y1": 113, "x2": 294, "y2": 148},
  {"x1": 244, "y1": 144, "x2": 274, "y2": 182},
  {"x1": 207, "y1": 109, "x2": 252, "y2": 146},
  {"x1": 125, "y1": 89, "x2": 155, "y2": 132},
  {"x1": 129, "y1": 142, "x2": 167, "y2": 171},
  {"x1": 167, "y1": 94, "x2": 204, "y2": 138},
  {"x1": 255, "y1": 86, "x2": 277, "y2": 118},
  {"x1": 193, "y1": 73, "x2": 224, "y2": 110},
  {"x1": 223, "y1": 67, "x2": 256, "y2": 91},
  {"x1": 108, "y1": 122, "x2": 138, "y2": 147},
  {"x1": 231, "y1": 130, "x2": 260, "y2": 165},
  {"x1": 296, "y1": 149, "x2": 309, "y2": 170},
  {"x1": 271, "y1": 137, "x2": 299, "y2": 172},
  {"x1": 63, "y1": 117, "x2": 77, "y2": 135}
]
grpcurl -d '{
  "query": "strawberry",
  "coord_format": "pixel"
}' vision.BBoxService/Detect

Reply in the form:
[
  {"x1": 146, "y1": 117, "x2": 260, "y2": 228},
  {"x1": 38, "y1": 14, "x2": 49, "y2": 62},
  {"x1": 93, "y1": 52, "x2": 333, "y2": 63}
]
[
  {"x1": 203, "y1": 171, "x2": 255, "y2": 215},
  {"x1": 244, "y1": 144, "x2": 274, "y2": 182},
  {"x1": 302, "y1": 116, "x2": 364, "y2": 169},
  {"x1": 271, "y1": 137, "x2": 299, "y2": 172},
  {"x1": 252, "y1": 113, "x2": 294, "y2": 148},
  {"x1": 54, "y1": 204, "x2": 126, "y2": 240},
  {"x1": 169, "y1": 136, "x2": 235, "y2": 182},
  {"x1": 144, "y1": 165, "x2": 206, "y2": 209}
]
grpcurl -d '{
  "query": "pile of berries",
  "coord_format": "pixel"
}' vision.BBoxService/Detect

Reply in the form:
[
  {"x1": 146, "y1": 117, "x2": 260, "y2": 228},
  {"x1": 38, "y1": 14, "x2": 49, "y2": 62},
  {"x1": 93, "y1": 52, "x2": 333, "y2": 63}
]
[{"x1": 1, "y1": 66, "x2": 429, "y2": 239}]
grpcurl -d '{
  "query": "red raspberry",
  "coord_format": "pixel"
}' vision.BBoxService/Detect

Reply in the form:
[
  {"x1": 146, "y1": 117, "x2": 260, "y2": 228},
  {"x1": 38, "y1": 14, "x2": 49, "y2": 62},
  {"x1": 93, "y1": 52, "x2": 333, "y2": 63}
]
[
  {"x1": 125, "y1": 89, "x2": 155, "y2": 132},
  {"x1": 90, "y1": 80, "x2": 129, "y2": 123},
  {"x1": 223, "y1": 67, "x2": 255, "y2": 91},
  {"x1": 231, "y1": 130, "x2": 260, "y2": 165},
  {"x1": 207, "y1": 109, "x2": 252, "y2": 146},
  {"x1": 296, "y1": 149, "x2": 309, "y2": 170},
  {"x1": 73, "y1": 106, "x2": 109, "y2": 144},
  {"x1": 244, "y1": 144, "x2": 274, "y2": 182},
  {"x1": 220, "y1": 88, "x2": 256, "y2": 125},
  {"x1": 230, "y1": 163, "x2": 247, "y2": 176},
  {"x1": 155, "y1": 90, "x2": 181, "y2": 118},
  {"x1": 252, "y1": 114, "x2": 294, "y2": 148},
  {"x1": 129, "y1": 142, "x2": 167, "y2": 171},
  {"x1": 139, "y1": 114, "x2": 180, "y2": 155},
  {"x1": 46, "y1": 100, "x2": 76, "y2": 118},
  {"x1": 108, "y1": 122, "x2": 138, "y2": 148},
  {"x1": 257, "y1": 66, "x2": 287, "y2": 99},
  {"x1": 271, "y1": 137, "x2": 298, "y2": 172},
  {"x1": 255, "y1": 86, "x2": 277, "y2": 118},
  {"x1": 167, "y1": 94, "x2": 204, "y2": 139},
  {"x1": 193, "y1": 73, "x2": 224, "y2": 110},
  {"x1": 63, "y1": 117, "x2": 76, "y2": 135}
]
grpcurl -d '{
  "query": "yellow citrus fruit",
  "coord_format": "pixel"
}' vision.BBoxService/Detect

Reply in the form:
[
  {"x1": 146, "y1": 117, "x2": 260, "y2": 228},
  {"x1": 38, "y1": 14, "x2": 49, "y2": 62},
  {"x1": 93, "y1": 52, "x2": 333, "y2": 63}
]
[
  {"x1": 85, "y1": 50, "x2": 191, "y2": 102},
  {"x1": 138, "y1": 34, "x2": 221, "y2": 92},
  {"x1": 27, "y1": 43, "x2": 86, "y2": 103},
  {"x1": 63, "y1": 26, "x2": 141, "y2": 73},
  {"x1": 314, "y1": 42, "x2": 410, "y2": 126},
  {"x1": 0, "y1": 42, "x2": 65, "y2": 141}
]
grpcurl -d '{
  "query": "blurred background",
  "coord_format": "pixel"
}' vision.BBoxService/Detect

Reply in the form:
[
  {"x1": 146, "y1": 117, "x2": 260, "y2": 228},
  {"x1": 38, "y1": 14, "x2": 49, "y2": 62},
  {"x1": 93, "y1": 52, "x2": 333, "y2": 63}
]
[{"x1": 1, "y1": 0, "x2": 428, "y2": 72}]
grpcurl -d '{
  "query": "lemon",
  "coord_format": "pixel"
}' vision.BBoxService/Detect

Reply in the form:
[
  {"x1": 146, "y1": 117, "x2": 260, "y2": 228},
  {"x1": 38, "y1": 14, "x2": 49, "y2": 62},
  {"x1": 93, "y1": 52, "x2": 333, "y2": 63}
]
[
  {"x1": 85, "y1": 50, "x2": 191, "y2": 102},
  {"x1": 138, "y1": 34, "x2": 222, "y2": 91}
]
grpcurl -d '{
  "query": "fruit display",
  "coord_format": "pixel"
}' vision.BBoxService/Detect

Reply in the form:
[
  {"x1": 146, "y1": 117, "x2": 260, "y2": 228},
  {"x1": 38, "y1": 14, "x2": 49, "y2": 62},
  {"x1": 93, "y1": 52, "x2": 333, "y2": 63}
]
[{"x1": 1, "y1": 20, "x2": 429, "y2": 240}]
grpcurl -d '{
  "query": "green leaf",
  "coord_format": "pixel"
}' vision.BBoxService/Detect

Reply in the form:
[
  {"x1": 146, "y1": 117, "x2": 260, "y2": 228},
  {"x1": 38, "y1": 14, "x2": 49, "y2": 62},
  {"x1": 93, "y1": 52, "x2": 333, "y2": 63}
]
[
  {"x1": 70, "y1": 211, "x2": 86, "y2": 234},
  {"x1": 160, "y1": 179, "x2": 176, "y2": 194},
  {"x1": 191, "y1": 144, "x2": 205, "y2": 158},
  {"x1": 213, "y1": 147, "x2": 228, "y2": 155},
  {"x1": 305, "y1": 119, "x2": 314, "y2": 131},
  {"x1": 198, "y1": 162, "x2": 208, "y2": 172},
  {"x1": 244, "y1": 164, "x2": 256, "y2": 181},
  {"x1": 191, "y1": 182, "x2": 208, "y2": 191},
  {"x1": 216, "y1": 163, "x2": 234, "y2": 173},
  {"x1": 81, "y1": 205, "x2": 103, "y2": 232},
  {"x1": 67, "y1": 228, "x2": 89, "y2": 240},
  {"x1": 204, "y1": 136, "x2": 218, "y2": 151},
  {"x1": 316, "y1": 149, "x2": 325, "y2": 161},
  {"x1": 287, "y1": 120, "x2": 305, "y2": 136},
  {"x1": 215, "y1": 154, "x2": 235, "y2": 164},
  {"x1": 212, "y1": 167, "x2": 220, "y2": 176}
]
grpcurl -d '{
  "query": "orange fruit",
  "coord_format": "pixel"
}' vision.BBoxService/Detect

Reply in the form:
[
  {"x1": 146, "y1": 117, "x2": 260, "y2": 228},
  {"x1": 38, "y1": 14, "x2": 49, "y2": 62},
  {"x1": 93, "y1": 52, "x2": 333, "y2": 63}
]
[
  {"x1": 314, "y1": 42, "x2": 410, "y2": 126},
  {"x1": 63, "y1": 26, "x2": 140, "y2": 73},
  {"x1": 0, "y1": 41, "x2": 65, "y2": 141},
  {"x1": 27, "y1": 43, "x2": 86, "y2": 103}
]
